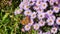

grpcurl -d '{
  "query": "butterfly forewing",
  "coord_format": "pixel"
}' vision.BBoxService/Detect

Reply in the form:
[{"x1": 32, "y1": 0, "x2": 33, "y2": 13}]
[{"x1": 21, "y1": 16, "x2": 30, "y2": 25}]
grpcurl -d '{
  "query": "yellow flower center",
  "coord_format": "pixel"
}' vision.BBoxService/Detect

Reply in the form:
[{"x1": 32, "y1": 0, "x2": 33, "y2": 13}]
[
  {"x1": 35, "y1": 25, "x2": 38, "y2": 28},
  {"x1": 49, "y1": 11, "x2": 52, "y2": 14},
  {"x1": 43, "y1": 4, "x2": 46, "y2": 7},
  {"x1": 26, "y1": 26, "x2": 29, "y2": 28},
  {"x1": 27, "y1": 12, "x2": 30, "y2": 14},
  {"x1": 49, "y1": 20, "x2": 52, "y2": 23},
  {"x1": 32, "y1": 14, "x2": 35, "y2": 17},
  {"x1": 58, "y1": 20, "x2": 60, "y2": 22},
  {"x1": 40, "y1": 21, "x2": 43, "y2": 24},
  {"x1": 54, "y1": 7, "x2": 58, "y2": 11},
  {"x1": 40, "y1": 15, "x2": 42, "y2": 17},
  {"x1": 26, "y1": 6, "x2": 29, "y2": 8}
]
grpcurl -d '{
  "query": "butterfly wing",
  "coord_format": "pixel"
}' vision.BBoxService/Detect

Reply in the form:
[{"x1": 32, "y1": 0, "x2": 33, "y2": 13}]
[{"x1": 21, "y1": 16, "x2": 30, "y2": 25}]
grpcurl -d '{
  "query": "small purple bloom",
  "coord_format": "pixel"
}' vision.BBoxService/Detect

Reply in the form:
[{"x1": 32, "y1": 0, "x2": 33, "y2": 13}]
[
  {"x1": 14, "y1": 9, "x2": 23, "y2": 15},
  {"x1": 33, "y1": 5, "x2": 40, "y2": 10},
  {"x1": 56, "y1": 17, "x2": 60, "y2": 25},
  {"x1": 24, "y1": 10, "x2": 32, "y2": 16},
  {"x1": 53, "y1": 6, "x2": 60, "y2": 13},
  {"x1": 40, "y1": 2, "x2": 48, "y2": 9},
  {"x1": 24, "y1": 25, "x2": 31, "y2": 31},
  {"x1": 51, "y1": 27, "x2": 58, "y2": 34},
  {"x1": 46, "y1": 10, "x2": 53, "y2": 16},
  {"x1": 19, "y1": 2, "x2": 24, "y2": 9},
  {"x1": 37, "y1": 9, "x2": 44, "y2": 14},
  {"x1": 33, "y1": 23, "x2": 40, "y2": 30},
  {"x1": 30, "y1": 12, "x2": 37, "y2": 19},
  {"x1": 38, "y1": 20, "x2": 46, "y2": 27},
  {"x1": 24, "y1": 5, "x2": 30, "y2": 10},
  {"x1": 38, "y1": 13, "x2": 45, "y2": 20},
  {"x1": 46, "y1": 18, "x2": 54, "y2": 26},
  {"x1": 36, "y1": 1, "x2": 42, "y2": 6}
]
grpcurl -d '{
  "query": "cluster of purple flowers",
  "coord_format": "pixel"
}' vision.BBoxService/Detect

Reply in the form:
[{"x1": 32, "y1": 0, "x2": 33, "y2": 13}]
[{"x1": 14, "y1": 0, "x2": 60, "y2": 34}]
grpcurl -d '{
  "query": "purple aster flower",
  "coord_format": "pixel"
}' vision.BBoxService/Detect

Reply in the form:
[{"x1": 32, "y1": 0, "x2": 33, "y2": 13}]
[
  {"x1": 24, "y1": 10, "x2": 32, "y2": 16},
  {"x1": 46, "y1": 10, "x2": 53, "y2": 16},
  {"x1": 38, "y1": 13, "x2": 45, "y2": 20},
  {"x1": 23, "y1": 0, "x2": 29, "y2": 5},
  {"x1": 56, "y1": 17, "x2": 60, "y2": 25},
  {"x1": 14, "y1": 9, "x2": 23, "y2": 15},
  {"x1": 51, "y1": 27, "x2": 58, "y2": 34},
  {"x1": 19, "y1": 2, "x2": 24, "y2": 9},
  {"x1": 24, "y1": 5, "x2": 30, "y2": 10},
  {"x1": 30, "y1": 12, "x2": 37, "y2": 19},
  {"x1": 37, "y1": 9, "x2": 44, "y2": 14},
  {"x1": 24, "y1": 25, "x2": 31, "y2": 31},
  {"x1": 53, "y1": 6, "x2": 60, "y2": 13},
  {"x1": 33, "y1": 23, "x2": 40, "y2": 30},
  {"x1": 46, "y1": 18, "x2": 54, "y2": 26},
  {"x1": 49, "y1": 1, "x2": 54, "y2": 5},
  {"x1": 38, "y1": 20, "x2": 46, "y2": 27},
  {"x1": 40, "y1": 2, "x2": 48, "y2": 9},
  {"x1": 33, "y1": 5, "x2": 40, "y2": 10},
  {"x1": 36, "y1": 1, "x2": 42, "y2": 6}
]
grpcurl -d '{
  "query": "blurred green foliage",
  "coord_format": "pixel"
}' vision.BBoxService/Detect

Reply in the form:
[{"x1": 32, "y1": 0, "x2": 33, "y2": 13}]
[{"x1": 0, "y1": 0, "x2": 23, "y2": 34}]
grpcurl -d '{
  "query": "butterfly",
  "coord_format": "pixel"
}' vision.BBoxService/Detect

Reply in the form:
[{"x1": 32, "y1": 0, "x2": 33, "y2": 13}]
[{"x1": 21, "y1": 16, "x2": 30, "y2": 25}]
